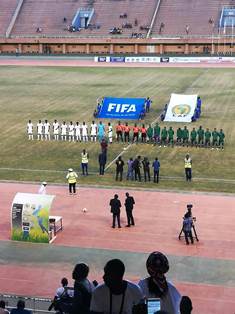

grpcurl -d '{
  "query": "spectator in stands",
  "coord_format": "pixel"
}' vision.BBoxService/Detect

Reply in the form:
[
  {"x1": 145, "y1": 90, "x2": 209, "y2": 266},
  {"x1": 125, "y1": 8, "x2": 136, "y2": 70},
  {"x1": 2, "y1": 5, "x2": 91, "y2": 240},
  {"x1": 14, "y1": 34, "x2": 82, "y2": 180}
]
[
  {"x1": 10, "y1": 300, "x2": 32, "y2": 314},
  {"x1": 56, "y1": 278, "x2": 74, "y2": 298},
  {"x1": 185, "y1": 25, "x2": 190, "y2": 35},
  {"x1": 0, "y1": 300, "x2": 9, "y2": 314},
  {"x1": 138, "y1": 251, "x2": 181, "y2": 314},
  {"x1": 90, "y1": 259, "x2": 143, "y2": 313},
  {"x1": 159, "y1": 22, "x2": 165, "y2": 34},
  {"x1": 72, "y1": 263, "x2": 95, "y2": 314},
  {"x1": 180, "y1": 296, "x2": 193, "y2": 314}
]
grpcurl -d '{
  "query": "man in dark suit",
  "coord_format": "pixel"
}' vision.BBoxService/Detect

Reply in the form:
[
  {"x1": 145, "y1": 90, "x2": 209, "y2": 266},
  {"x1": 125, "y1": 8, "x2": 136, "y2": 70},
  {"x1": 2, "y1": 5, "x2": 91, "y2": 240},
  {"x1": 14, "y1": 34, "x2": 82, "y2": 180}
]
[
  {"x1": 115, "y1": 156, "x2": 124, "y2": 181},
  {"x1": 109, "y1": 194, "x2": 122, "y2": 228},
  {"x1": 132, "y1": 156, "x2": 141, "y2": 182},
  {"x1": 124, "y1": 192, "x2": 135, "y2": 227},
  {"x1": 98, "y1": 152, "x2": 106, "y2": 175}
]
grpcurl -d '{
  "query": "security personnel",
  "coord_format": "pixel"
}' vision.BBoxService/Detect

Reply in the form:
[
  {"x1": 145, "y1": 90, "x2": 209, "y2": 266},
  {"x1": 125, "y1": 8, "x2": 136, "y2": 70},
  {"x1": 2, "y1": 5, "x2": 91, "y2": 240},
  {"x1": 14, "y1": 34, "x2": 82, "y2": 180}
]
[
  {"x1": 124, "y1": 192, "x2": 135, "y2": 227},
  {"x1": 184, "y1": 154, "x2": 192, "y2": 181},
  {"x1": 81, "y1": 149, "x2": 89, "y2": 176},
  {"x1": 142, "y1": 157, "x2": 150, "y2": 182},
  {"x1": 66, "y1": 168, "x2": 78, "y2": 195}
]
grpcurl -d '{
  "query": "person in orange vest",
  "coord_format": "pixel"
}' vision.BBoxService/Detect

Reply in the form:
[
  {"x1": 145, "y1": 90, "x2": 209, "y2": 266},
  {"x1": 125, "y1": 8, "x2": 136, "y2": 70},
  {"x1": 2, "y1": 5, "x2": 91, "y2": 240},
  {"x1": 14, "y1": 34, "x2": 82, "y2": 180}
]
[
  {"x1": 124, "y1": 122, "x2": 131, "y2": 143},
  {"x1": 116, "y1": 121, "x2": 123, "y2": 142},
  {"x1": 141, "y1": 124, "x2": 147, "y2": 143},
  {"x1": 132, "y1": 123, "x2": 139, "y2": 143}
]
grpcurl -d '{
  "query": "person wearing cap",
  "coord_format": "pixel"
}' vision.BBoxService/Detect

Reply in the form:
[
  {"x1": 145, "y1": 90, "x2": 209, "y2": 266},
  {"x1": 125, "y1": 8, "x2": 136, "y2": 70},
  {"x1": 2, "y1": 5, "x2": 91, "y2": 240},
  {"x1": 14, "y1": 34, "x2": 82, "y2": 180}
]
[
  {"x1": 138, "y1": 251, "x2": 181, "y2": 314},
  {"x1": 66, "y1": 168, "x2": 78, "y2": 195},
  {"x1": 38, "y1": 182, "x2": 47, "y2": 194},
  {"x1": 184, "y1": 154, "x2": 192, "y2": 181}
]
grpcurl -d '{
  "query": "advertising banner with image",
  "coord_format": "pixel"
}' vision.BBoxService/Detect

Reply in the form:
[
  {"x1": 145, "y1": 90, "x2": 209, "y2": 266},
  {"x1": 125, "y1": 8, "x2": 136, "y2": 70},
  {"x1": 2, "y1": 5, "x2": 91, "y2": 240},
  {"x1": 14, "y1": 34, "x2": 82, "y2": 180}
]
[
  {"x1": 11, "y1": 193, "x2": 55, "y2": 243},
  {"x1": 164, "y1": 93, "x2": 197, "y2": 123}
]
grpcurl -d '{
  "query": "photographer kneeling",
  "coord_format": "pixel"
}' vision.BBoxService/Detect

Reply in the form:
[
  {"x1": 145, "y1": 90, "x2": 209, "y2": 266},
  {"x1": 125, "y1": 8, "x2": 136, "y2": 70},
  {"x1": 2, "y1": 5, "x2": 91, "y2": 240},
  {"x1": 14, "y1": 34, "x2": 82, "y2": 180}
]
[{"x1": 183, "y1": 213, "x2": 194, "y2": 245}]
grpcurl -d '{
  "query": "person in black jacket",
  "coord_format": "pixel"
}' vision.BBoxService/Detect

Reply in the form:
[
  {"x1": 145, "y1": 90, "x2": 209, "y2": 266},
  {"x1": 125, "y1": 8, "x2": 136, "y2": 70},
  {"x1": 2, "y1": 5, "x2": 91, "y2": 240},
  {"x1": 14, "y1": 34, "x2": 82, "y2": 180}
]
[
  {"x1": 133, "y1": 156, "x2": 141, "y2": 182},
  {"x1": 98, "y1": 152, "x2": 106, "y2": 175},
  {"x1": 109, "y1": 194, "x2": 122, "y2": 228},
  {"x1": 142, "y1": 157, "x2": 150, "y2": 182},
  {"x1": 124, "y1": 192, "x2": 135, "y2": 227},
  {"x1": 72, "y1": 263, "x2": 95, "y2": 314},
  {"x1": 115, "y1": 156, "x2": 124, "y2": 181}
]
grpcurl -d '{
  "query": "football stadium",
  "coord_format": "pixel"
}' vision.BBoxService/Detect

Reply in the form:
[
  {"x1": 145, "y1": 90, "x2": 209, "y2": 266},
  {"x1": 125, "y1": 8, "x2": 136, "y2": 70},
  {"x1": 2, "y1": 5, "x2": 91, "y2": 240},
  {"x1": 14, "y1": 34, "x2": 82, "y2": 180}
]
[{"x1": 0, "y1": 1, "x2": 235, "y2": 314}]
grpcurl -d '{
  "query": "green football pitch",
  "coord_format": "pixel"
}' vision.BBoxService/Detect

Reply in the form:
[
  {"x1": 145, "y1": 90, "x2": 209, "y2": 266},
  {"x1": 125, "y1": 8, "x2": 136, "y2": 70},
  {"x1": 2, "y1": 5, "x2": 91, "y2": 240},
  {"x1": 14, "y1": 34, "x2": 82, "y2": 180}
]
[{"x1": 0, "y1": 66, "x2": 234, "y2": 193}]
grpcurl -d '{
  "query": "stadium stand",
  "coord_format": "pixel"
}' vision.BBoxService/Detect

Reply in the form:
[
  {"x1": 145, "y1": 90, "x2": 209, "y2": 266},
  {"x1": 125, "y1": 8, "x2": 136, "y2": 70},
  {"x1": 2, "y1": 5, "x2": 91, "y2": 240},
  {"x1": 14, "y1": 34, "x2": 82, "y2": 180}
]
[
  {"x1": 0, "y1": 0, "x2": 19, "y2": 36},
  {"x1": 151, "y1": 0, "x2": 224, "y2": 37}
]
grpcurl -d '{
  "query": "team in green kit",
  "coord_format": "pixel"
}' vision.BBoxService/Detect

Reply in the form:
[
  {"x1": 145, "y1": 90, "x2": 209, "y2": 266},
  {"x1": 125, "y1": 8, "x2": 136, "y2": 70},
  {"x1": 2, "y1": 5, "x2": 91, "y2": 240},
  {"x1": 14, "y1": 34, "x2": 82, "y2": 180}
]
[{"x1": 148, "y1": 123, "x2": 225, "y2": 149}]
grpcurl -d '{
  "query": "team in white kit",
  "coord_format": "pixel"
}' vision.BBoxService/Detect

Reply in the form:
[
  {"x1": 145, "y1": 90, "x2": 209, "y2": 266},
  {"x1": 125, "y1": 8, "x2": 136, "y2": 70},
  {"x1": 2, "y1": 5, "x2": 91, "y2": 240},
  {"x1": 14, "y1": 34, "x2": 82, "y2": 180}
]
[{"x1": 26, "y1": 119, "x2": 113, "y2": 143}]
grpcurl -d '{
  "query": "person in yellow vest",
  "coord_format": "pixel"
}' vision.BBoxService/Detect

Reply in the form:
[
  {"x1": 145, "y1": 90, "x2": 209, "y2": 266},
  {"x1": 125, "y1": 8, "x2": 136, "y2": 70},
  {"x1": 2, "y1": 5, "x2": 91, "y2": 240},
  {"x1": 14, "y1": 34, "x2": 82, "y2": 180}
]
[
  {"x1": 184, "y1": 153, "x2": 192, "y2": 182},
  {"x1": 66, "y1": 168, "x2": 78, "y2": 195},
  {"x1": 81, "y1": 149, "x2": 89, "y2": 176}
]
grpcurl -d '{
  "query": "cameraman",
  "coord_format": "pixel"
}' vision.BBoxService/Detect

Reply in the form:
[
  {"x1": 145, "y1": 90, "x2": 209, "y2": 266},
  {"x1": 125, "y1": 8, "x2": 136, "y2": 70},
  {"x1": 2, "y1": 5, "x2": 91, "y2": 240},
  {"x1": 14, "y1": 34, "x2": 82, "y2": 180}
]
[{"x1": 183, "y1": 213, "x2": 194, "y2": 245}]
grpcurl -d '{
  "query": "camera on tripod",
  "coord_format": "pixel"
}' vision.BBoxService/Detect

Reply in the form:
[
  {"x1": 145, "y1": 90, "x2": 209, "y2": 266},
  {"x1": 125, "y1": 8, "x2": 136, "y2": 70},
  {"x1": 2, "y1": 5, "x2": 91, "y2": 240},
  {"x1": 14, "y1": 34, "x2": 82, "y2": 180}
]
[{"x1": 178, "y1": 204, "x2": 199, "y2": 242}]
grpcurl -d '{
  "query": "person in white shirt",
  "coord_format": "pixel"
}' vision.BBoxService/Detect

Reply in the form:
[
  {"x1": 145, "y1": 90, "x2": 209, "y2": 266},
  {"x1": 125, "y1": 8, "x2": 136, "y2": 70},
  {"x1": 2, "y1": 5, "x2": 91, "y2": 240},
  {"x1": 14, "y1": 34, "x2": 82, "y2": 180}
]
[
  {"x1": 82, "y1": 121, "x2": 88, "y2": 142},
  {"x1": 108, "y1": 122, "x2": 113, "y2": 144},
  {"x1": 61, "y1": 121, "x2": 67, "y2": 141},
  {"x1": 138, "y1": 251, "x2": 181, "y2": 314},
  {"x1": 75, "y1": 122, "x2": 81, "y2": 142},
  {"x1": 90, "y1": 259, "x2": 143, "y2": 314},
  {"x1": 55, "y1": 277, "x2": 74, "y2": 299},
  {"x1": 37, "y1": 119, "x2": 43, "y2": 140},
  {"x1": 68, "y1": 121, "x2": 75, "y2": 142},
  {"x1": 90, "y1": 121, "x2": 97, "y2": 142},
  {"x1": 43, "y1": 119, "x2": 50, "y2": 141},
  {"x1": 27, "y1": 120, "x2": 34, "y2": 140},
  {"x1": 53, "y1": 119, "x2": 60, "y2": 141},
  {"x1": 38, "y1": 182, "x2": 47, "y2": 194}
]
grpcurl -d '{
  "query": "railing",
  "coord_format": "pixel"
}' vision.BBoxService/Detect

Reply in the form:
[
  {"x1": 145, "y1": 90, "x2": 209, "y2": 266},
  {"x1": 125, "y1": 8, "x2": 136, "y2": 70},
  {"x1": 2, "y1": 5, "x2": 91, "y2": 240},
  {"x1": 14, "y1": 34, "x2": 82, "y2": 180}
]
[
  {"x1": 0, "y1": 294, "x2": 55, "y2": 314},
  {"x1": 5, "y1": 0, "x2": 25, "y2": 38},
  {"x1": 147, "y1": 0, "x2": 162, "y2": 38}
]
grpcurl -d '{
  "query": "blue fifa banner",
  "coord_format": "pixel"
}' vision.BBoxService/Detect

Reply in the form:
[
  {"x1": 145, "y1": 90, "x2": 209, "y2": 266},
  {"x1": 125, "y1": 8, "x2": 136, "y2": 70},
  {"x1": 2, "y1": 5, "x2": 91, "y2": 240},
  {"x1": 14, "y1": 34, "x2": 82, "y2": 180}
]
[{"x1": 98, "y1": 97, "x2": 146, "y2": 120}]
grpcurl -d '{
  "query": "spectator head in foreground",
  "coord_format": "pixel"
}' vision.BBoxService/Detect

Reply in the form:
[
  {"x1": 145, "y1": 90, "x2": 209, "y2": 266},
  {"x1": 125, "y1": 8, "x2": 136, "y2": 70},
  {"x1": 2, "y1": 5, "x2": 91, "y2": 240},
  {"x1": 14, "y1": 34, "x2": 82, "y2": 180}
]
[
  {"x1": 180, "y1": 296, "x2": 193, "y2": 314},
  {"x1": 103, "y1": 259, "x2": 125, "y2": 291},
  {"x1": 72, "y1": 263, "x2": 89, "y2": 281}
]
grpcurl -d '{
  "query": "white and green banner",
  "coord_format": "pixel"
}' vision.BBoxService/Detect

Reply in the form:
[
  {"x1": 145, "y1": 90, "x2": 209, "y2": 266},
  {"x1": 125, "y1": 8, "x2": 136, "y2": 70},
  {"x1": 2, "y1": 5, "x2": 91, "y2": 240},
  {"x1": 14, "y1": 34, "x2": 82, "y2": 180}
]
[
  {"x1": 164, "y1": 93, "x2": 197, "y2": 123},
  {"x1": 11, "y1": 193, "x2": 55, "y2": 243}
]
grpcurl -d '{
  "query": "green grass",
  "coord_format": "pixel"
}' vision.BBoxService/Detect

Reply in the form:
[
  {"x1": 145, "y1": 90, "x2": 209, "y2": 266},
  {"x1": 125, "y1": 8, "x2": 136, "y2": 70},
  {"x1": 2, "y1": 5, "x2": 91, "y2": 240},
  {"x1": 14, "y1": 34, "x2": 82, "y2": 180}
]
[{"x1": 0, "y1": 66, "x2": 235, "y2": 193}]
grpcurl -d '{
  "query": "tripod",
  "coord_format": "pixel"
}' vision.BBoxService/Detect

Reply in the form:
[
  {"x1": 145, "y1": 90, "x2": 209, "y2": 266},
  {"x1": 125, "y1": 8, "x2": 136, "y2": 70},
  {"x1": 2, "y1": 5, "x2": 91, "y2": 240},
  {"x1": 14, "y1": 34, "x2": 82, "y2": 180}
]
[{"x1": 178, "y1": 223, "x2": 199, "y2": 242}]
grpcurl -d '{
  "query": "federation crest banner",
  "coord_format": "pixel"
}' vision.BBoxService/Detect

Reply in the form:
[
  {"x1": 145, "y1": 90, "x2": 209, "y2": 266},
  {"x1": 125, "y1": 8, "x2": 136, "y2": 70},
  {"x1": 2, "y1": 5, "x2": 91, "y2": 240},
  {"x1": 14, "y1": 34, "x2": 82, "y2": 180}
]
[
  {"x1": 164, "y1": 93, "x2": 197, "y2": 123},
  {"x1": 98, "y1": 97, "x2": 146, "y2": 120}
]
